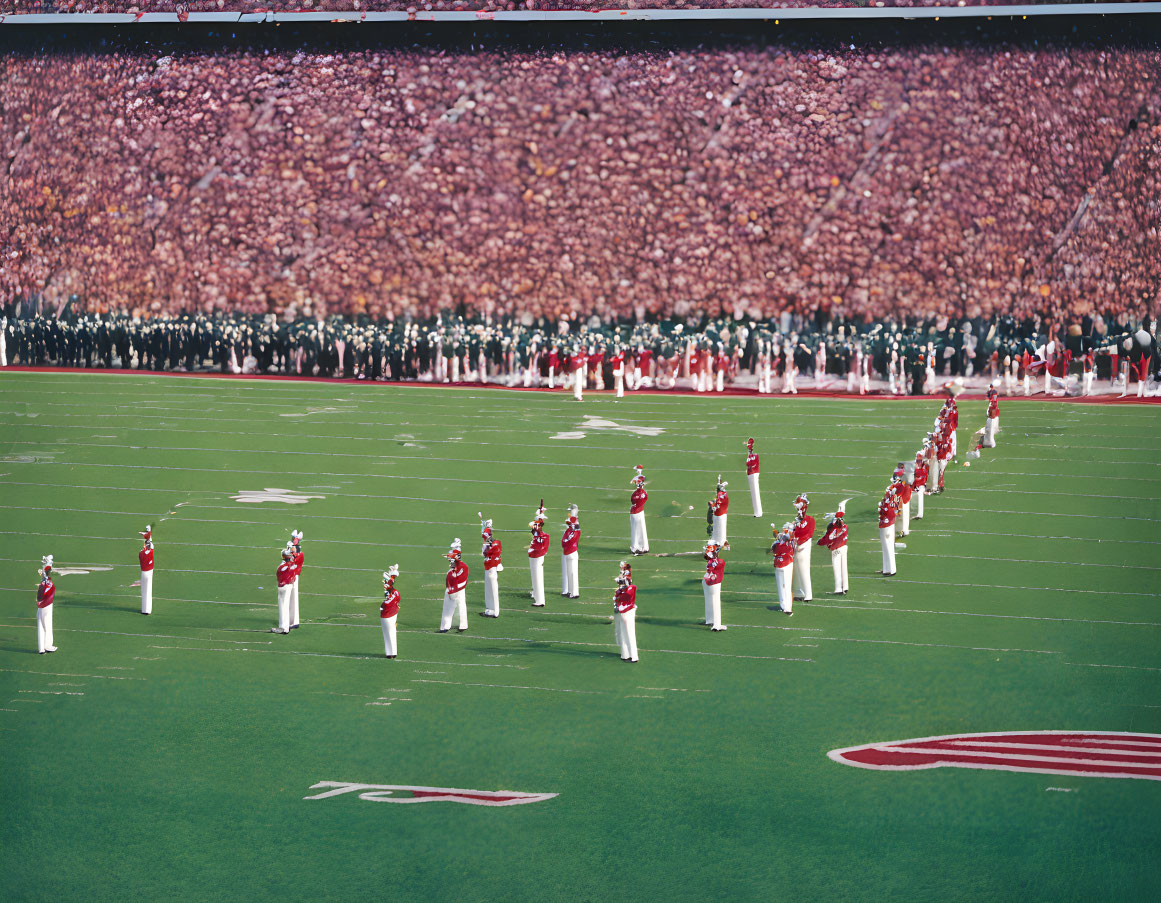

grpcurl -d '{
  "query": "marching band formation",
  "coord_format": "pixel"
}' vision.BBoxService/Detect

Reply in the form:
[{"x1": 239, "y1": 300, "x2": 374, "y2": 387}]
[{"x1": 33, "y1": 390, "x2": 999, "y2": 661}]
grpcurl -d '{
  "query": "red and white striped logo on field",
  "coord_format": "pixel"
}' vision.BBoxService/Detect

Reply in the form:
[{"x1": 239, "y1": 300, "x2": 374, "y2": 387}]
[{"x1": 828, "y1": 731, "x2": 1161, "y2": 781}]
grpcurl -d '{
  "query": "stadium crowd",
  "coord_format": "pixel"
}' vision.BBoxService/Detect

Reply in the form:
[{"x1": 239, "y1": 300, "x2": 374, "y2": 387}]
[
  {"x1": 0, "y1": 1, "x2": 1117, "y2": 15},
  {"x1": 4, "y1": 304, "x2": 1158, "y2": 396},
  {"x1": 3, "y1": 34, "x2": 1159, "y2": 325}
]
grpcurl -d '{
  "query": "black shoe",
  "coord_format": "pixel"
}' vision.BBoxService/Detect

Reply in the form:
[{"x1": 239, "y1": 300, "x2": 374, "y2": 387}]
[
  {"x1": 561, "y1": 592, "x2": 569, "y2": 597},
  {"x1": 387, "y1": 655, "x2": 396, "y2": 659},
  {"x1": 437, "y1": 629, "x2": 449, "y2": 633},
  {"x1": 290, "y1": 625, "x2": 300, "y2": 630},
  {"x1": 569, "y1": 594, "x2": 580, "y2": 599}
]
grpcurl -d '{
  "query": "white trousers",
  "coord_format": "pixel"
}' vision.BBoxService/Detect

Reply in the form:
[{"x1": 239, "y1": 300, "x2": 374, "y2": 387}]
[
  {"x1": 484, "y1": 568, "x2": 500, "y2": 615},
  {"x1": 712, "y1": 513, "x2": 728, "y2": 547},
  {"x1": 574, "y1": 366, "x2": 585, "y2": 401},
  {"x1": 983, "y1": 417, "x2": 997, "y2": 448},
  {"x1": 615, "y1": 609, "x2": 638, "y2": 661},
  {"x1": 716, "y1": 369, "x2": 725, "y2": 392},
  {"x1": 629, "y1": 511, "x2": 649, "y2": 553},
  {"x1": 747, "y1": 473, "x2": 763, "y2": 517},
  {"x1": 703, "y1": 580, "x2": 723, "y2": 628},
  {"x1": 915, "y1": 485, "x2": 925, "y2": 518},
  {"x1": 775, "y1": 566, "x2": 793, "y2": 612},
  {"x1": 560, "y1": 551, "x2": 579, "y2": 596},
  {"x1": 291, "y1": 578, "x2": 300, "y2": 627},
  {"x1": 381, "y1": 615, "x2": 397, "y2": 657},
  {"x1": 529, "y1": 557, "x2": 546, "y2": 606},
  {"x1": 440, "y1": 589, "x2": 467, "y2": 630},
  {"x1": 614, "y1": 369, "x2": 624, "y2": 398},
  {"x1": 37, "y1": 605, "x2": 55, "y2": 652},
  {"x1": 879, "y1": 525, "x2": 897, "y2": 574},
  {"x1": 783, "y1": 368, "x2": 797, "y2": 394},
  {"x1": 1082, "y1": 373, "x2": 1093, "y2": 396},
  {"x1": 830, "y1": 546, "x2": 849, "y2": 593},
  {"x1": 548, "y1": 366, "x2": 555, "y2": 389},
  {"x1": 899, "y1": 498, "x2": 910, "y2": 536},
  {"x1": 793, "y1": 540, "x2": 813, "y2": 600},
  {"x1": 277, "y1": 584, "x2": 291, "y2": 633},
  {"x1": 140, "y1": 569, "x2": 153, "y2": 614}
]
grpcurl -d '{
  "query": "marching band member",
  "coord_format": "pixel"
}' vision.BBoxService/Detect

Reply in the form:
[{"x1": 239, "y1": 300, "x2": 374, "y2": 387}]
[
  {"x1": 613, "y1": 573, "x2": 639, "y2": 662},
  {"x1": 982, "y1": 385, "x2": 999, "y2": 448},
  {"x1": 36, "y1": 555, "x2": 57, "y2": 654},
  {"x1": 139, "y1": 525, "x2": 154, "y2": 615},
  {"x1": 480, "y1": 514, "x2": 503, "y2": 618},
  {"x1": 710, "y1": 476, "x2": 730, "y2": 550},
  {"x1": 289, "y1": 529, "x2": 304, "y2": 629},
  {"x1": 878, "y1": 492, "x2": 898, "y2": 576},
  {"x1": 791, "y1": 494, "x2": 815, "y2": 602},
  {"x1": 629, "y1": 466, "x2": 649, "y2": 555},
  {"x1": 782, "y1": 340, "x2": 798, "y2": 394},
  {"x1": 745, "y1": 438, "x2": 763, "y2": 518},
  {"x1": 924, "y1": 342, "x2": 937, "y2": 393},
  {"x1": 814, "y1": 341, "x2": 826, "y2": 387},
  {"x1": 528, "y1": 516, "x2": 550, "y2": 607},
  {"x1": 1081, "y1": 348, "x2": 1095, "y2": 397},
  {"x1": 571, "y1": 346, "x2": 586, "y2": 401},
  {"x1": 891, "y1": 465, "x2": 912, "y2": 537},
  {"x1": 755, "y1": 341, "x2": 768, "y2": 394},
  {"x1": 560, "y1": 504, "x2": 581, "y2": 599},
  {"x1": 912, "y1": 449, "x2": 929, "y2": 520},
  {"x1": 771, "y1": 525, "x2": 795, "y2": 615},
  {"x1": 818, "y1": 504, "x2": 850, "y2": 595},
  {"x1": 702, "y1": 541, "x2": 726, "y2": 631},
  {"x1": 272, "y1": 544, "x2": 295, "y2": 634},
  {"x1": 439, "y1": 539, "x2": 469, "y2": 632},
  {"x1": 381, "y1": 565, "x2": 400, "y2": 659},
  {"x1": 611, "y1": 343, "x2": 626, "y2": 398}
]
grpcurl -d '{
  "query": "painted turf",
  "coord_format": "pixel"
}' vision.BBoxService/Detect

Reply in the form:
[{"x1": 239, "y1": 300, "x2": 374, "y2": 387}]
[{"x1": 0, "y1": 372, "x2": 1158, "y2": 902}]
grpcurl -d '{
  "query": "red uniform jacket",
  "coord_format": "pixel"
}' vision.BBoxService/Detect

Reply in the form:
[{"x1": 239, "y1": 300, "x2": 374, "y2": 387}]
[
  {"x1": 712, "y1": 491, "x2": 729, "y2": 516},
  {"x1": 614, "y1": 584, "x2": 637, "y2": 613},
  {"x1": 570, "y1": 353, "x2": 586, "y2": 373},
  {"x1": 878, "y1": 500, "x2": 898, "y2": 528},
  {"x1": 611, "y1": 351, "x2": 625, "y2": 372},
  {"x1": 37, "y1": 579, "x2": 55, "y2": 608},
  {"x1": 771, "y1": 539, "x2": 794, "y2": 569},
  {"x1": 446, "y1": 561, "x2": 469, "y2": 593},
  {"x1": 548, "y1": 350, "x2": 560, "y2": 370},
  {"x1": 381, "y1": 588, "x2": 400, "y2": 619},
  {"x1": 630, "y1": 488, "x2": 648, "y2": 515},
  {"x1": 703, "y1": 557, "x2": 725, "y2": 586},
  {"x1": 483, "y1": 538, "x2": 502, "y2": 571},
  {"x1": 792, "y1": 515, "x2": 815, "y2": 546},
  {"x1": 637, "y1": 349, "x2": 653, "y2": 370},
  {"x1": 895, "y1": 481, "x2": 912, "y2": 504},
  {"x1": 276, "y1": 562, "x2": 295, "y2": 587},
  {"x1": 819, "y1": 520, "x2": 848, "y2": 551},
  {"x1": 139, "y1": 548, "x2": 155, "y2": 572},
  {"x1": 913, "y1": 463, "x2": 929, "y2": 489},
  {"x1": 746, "y1": 453, "x2": 759, "y2": 476},
  {"x1": 561, "y1": 524, "x2": 580, "y2": 555},
  {"x1": 529, "y1": 532, "x2": 550, "y2": 559},
  {"x1": 294, "y1": 548, "x2": 304, "y2": 571}
]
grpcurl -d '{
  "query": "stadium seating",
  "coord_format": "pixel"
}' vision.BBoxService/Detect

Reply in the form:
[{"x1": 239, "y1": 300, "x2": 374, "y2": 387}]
[{"x1": 2, "y1": 36, "x2": 1158, "y2": 322}]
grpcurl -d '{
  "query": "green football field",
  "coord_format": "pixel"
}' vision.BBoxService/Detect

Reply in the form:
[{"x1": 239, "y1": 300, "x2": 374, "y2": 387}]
[{"x1": 1, "y1": 371, "x2": 1158, "y2": 902}]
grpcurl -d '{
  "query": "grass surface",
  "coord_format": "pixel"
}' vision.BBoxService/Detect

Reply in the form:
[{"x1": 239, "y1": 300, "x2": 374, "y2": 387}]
[{"x1": 0, "y1": 371, "x2": 1158, "y2": 902}]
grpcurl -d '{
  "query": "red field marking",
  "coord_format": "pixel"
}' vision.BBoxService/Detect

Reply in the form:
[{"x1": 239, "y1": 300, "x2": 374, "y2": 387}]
[
  {"x1": 828, "y1": 731, "x2": 1161, "y2": 781},
  {"x1": 4, "y1": 366, "x2": 1157, "y2": 403},
  {"x1": 303, "y1": 781, "x2": 558, "y2": 806}
]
